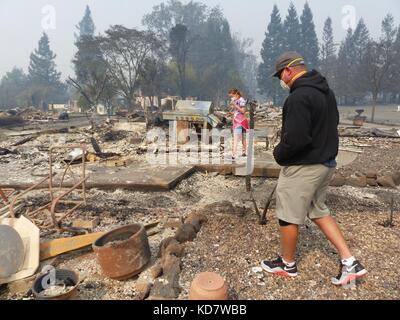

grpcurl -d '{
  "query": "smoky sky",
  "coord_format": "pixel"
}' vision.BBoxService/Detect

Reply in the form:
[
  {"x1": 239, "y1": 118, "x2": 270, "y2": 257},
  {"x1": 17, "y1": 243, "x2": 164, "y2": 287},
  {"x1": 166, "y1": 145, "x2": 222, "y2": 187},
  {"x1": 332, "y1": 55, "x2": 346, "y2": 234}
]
[{"x1": 0, "y1": 0, "x2": 398, "y2": 79}]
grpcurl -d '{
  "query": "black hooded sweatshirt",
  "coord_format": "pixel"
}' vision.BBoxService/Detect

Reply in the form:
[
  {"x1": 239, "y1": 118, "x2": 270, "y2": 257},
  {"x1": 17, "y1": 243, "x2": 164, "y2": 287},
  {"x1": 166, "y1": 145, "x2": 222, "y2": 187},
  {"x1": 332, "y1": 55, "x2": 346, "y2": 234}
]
[{"x1": 273, "y1": 70, "x2": 339, "y2": 167}]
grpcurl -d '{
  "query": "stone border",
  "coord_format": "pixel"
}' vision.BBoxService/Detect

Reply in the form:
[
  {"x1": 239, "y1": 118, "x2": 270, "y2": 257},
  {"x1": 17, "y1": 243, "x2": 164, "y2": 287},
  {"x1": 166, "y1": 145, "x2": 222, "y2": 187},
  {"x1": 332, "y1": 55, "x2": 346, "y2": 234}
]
[{"x1": 134, "y1": 212, "x2": 208, "y2": 300}]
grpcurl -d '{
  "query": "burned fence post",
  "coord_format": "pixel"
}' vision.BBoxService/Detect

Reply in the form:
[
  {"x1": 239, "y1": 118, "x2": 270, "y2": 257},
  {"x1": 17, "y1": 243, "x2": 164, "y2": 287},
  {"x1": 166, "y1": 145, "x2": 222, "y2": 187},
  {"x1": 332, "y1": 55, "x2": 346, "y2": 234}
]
[{"x1": 245, "y1": 101, "x2": 256, "y2": 192}]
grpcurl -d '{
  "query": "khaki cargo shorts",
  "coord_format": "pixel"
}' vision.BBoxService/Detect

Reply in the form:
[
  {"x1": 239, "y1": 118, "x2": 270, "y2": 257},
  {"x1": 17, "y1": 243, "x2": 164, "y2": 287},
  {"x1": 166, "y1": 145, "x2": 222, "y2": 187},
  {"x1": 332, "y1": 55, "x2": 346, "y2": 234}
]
[{"x1": 275, "y1": 164, "x2": 335, "y2": 225}]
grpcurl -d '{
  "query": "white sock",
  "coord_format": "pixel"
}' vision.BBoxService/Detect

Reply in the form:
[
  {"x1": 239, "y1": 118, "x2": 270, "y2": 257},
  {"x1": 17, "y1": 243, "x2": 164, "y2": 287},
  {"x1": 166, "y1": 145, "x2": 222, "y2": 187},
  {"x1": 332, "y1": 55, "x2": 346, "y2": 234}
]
[
  {"x1": 282, "y1": 258, "x2": 296, "y2": 267},
  {"x1": 342, "y1": 256, "x2": 356, "y2": 267}
]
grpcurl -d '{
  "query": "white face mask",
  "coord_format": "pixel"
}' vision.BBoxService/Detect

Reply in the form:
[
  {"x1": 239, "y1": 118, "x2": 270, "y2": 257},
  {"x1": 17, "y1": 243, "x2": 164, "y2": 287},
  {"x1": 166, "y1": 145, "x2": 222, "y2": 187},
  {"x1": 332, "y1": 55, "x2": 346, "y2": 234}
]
[{"x1": 280, "y1": 79, "x2": 290, "y2": 91}]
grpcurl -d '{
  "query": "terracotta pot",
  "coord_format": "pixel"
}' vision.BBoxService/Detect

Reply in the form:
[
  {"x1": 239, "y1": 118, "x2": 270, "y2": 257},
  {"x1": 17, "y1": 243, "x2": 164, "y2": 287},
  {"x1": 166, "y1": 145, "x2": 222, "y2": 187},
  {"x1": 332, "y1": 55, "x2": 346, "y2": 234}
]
[
  {"x1": 189, "y1": 272, "x2": 229, "y2": 300},
  {"x1": 93, "y1": 224, "x2": 151, "y2": 280},
  {"x1": 32, "y1": 269, "x2": 79, "y2": 300}
]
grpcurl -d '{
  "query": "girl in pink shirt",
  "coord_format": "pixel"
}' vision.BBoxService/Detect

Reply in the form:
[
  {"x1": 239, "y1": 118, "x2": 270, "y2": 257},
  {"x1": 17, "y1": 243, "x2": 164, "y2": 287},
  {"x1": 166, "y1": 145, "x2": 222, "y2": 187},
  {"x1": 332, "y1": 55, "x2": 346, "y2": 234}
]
[{"x1": 228, "y1": 88, "x2": 249, "y2": 160}]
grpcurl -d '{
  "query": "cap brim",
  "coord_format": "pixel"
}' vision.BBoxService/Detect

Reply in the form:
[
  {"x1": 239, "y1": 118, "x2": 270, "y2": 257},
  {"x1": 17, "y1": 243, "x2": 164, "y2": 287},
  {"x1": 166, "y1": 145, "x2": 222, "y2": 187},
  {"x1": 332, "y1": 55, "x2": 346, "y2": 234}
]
[{"x1": 271, "y1": 69, "x2": 282, "y2": 78}]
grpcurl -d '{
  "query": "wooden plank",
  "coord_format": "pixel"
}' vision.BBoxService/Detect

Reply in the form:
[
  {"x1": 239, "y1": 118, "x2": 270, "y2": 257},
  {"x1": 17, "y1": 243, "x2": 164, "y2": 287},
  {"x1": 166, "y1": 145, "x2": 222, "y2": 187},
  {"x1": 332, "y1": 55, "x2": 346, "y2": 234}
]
[
  {"x1": 0, "y1": 163, "x2": 195, "y2": 192},
  {"x1": 39, "y1": 221, "x2": 161, "y2": 261},
  {"x1": 234, "y1": 160, "x2": 281, "y2": 178},
  {"x1": 40, "y1": 232, "x2": 105, "y2": 261}
]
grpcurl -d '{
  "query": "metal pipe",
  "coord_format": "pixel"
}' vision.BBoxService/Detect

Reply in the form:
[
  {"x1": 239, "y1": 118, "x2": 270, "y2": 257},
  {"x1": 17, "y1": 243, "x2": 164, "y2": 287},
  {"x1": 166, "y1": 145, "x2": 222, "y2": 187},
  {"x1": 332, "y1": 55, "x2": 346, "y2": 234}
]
[
  {"x1": 50, "y1": 176, "x2": 89, "y2": 229},
  {"x1": 9, "y1": 175, "x2": 50, "y2": 218},
  {"x1": 0, "y1": 189, "x2": 9, "y2": 205}
]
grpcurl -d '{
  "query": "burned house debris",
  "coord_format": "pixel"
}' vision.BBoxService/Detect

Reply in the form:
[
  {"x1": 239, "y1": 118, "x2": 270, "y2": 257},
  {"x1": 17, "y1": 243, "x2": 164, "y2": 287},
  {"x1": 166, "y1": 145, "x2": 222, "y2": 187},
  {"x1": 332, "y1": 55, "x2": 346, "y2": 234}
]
[
  {"x1": 1, "y1": 0, "x2": 400, "y2": 303},
  {"x1": 162, "y1": 100, "x2": 222, "y2": 144},
  {"x1": 0, "y1": 101, "x2": 399, "y2": 301}
]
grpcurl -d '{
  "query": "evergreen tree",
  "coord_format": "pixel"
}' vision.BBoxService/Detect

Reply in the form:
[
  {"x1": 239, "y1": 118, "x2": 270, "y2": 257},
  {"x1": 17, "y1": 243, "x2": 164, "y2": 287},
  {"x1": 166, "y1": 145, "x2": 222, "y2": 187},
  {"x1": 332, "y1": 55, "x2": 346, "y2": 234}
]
[
  {"x1": 197, "y1": 8, "x2": 241, "y2": 104},
  {"x1": 380, "y1": 13, "x2": 397, "y2": 100},
  {"x1": 233, "y1": 36, "x2": 258, "y2": 99},
  {"x1": 28, "y1": 33, "x2": 66, "y2": 108},
  {"x1": 320, "y1": 17, "x2": 337, "y2": 85},
  {"x1": 392, "y1": 25, "x2": 400, "y2": 102},
  {"x1": 75, "y1": 5, "x2": 95, "y2": 40},
  {"x1": 359, "y1": 14, "x2": 397, "y2": 121},
  {"x1": 71, "y1": 5, "x2": 114, "y2": 111},
  {"x1": 72, "y1": 35, "x2": 110, "y2": 110},
  {"x1": 283, "y1": 2, "x2": 302, "y2": 53},
  {"x1": 257, "y1": 4, "x2": 284, "y2": 103},
  {"x1": 351, "y1": 19, "x2": 371, "y2": 103},
  {"x1": 299, "y1": 2, "x2": 319, "y2": 69},
  {"x1": 381, "y1": 15, "x2": 397, "y2": 100},
  {"x1": 74, "y1": 5, "x2": 98, "y2": 75},
  {"x1": 336, "y1": 29, "x2": 355, "y2": 105},
  {"x1": 0, "y1": 68, "x2": 29, "y2": 108},
  {"x1": 29, "y1": 33, "x2": 61, "y2": 85},
  {"x1": 352, "y1": 19, "x2": 370, "y2": 63}
]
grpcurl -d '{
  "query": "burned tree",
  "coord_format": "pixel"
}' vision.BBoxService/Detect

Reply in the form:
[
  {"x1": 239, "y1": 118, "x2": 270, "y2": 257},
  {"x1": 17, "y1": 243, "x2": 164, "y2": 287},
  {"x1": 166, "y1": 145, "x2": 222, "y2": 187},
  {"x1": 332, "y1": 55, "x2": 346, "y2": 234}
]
[
  {"x1": 138, "y1": 56, "x2": 168, "y2": 129},
  {"x1": 69, "y1": 35, "x2": 112, "y2": 112},
  {"x1": 319, "y1": 17, "x2": 337, "y2": 87},
  {"x1": 139, "y1": 57, "x2": 167, "y2": 107},
  {"x1": 169, "y1": 24, "x2": 190, "y2": 99},
  {"x1": 100, "y1": 26, "x2": 163, "y2": 111}
]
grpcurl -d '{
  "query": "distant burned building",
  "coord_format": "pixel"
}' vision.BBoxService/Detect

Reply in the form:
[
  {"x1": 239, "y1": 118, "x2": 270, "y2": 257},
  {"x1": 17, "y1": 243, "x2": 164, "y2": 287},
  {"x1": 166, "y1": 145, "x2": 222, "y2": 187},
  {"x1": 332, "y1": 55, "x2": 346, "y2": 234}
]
[
  {"x1": 162, "y1": 100, "x2": 221, "y2": 144},
  {"x1": 48, "y1": 104, "x2": 68, "y2": 112}
]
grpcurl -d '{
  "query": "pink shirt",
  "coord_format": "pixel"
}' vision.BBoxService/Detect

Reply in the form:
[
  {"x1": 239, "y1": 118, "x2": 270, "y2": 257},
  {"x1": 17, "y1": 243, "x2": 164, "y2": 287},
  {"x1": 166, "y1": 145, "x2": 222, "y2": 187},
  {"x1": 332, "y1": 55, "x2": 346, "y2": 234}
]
[{"x1": 232, "y1": 97, "x2": 249, "y2": 130}]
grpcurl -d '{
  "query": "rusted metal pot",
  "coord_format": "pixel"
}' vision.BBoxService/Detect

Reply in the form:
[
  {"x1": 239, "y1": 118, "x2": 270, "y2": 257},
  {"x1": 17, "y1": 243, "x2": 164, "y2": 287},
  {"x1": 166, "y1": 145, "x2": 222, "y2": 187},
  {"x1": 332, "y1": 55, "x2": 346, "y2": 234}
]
[
  {"x1": 93, "y1": 224, "x2": 151, "y2": 280},
  {"x1": 32, "y1": 269, "x2": 79, "y2": 300},
  {"x1": 189, "y1": 272, "x2": 229, "y2": 300}
]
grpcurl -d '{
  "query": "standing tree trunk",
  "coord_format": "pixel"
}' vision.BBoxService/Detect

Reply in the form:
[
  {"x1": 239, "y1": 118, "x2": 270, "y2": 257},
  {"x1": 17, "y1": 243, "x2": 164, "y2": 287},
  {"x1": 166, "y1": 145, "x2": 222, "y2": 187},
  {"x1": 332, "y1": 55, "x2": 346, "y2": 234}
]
[
  {"x1": 179, "y1": 65, "x2": 186, "y2": 99},
  {"x1": 157, "y1": 96, "x2": 162, "y2": 111},
  {"x1": 371, "y1": 92, "x2": 378, "y2": 123},
  {"x1": 126, "y1": 95, "x2": 135, "y2": 113}
]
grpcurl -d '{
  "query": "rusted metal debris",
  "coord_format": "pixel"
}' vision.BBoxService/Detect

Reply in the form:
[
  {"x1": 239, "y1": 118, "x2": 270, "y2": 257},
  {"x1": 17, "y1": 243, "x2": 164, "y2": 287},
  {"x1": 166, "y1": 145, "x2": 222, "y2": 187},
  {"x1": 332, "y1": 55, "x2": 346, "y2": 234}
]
[
  {"x1": 8, "y1": 143, "x2": 89, "y2": 232},
  {"x1": 259, "y1": 184, "x2": 277, "y2": 225},
  {"x1": 32, "y1": 269, "x2": 80, "y2": 300},
  {"x1": 93, "y1": 224, "x2": 151, "y2": 280},
  {"x1": 0, "y1": 188, "x2": 13, "y2": 206},
  {"x1": 381, "y1": 196, "x2": 396, "y2": 228}
]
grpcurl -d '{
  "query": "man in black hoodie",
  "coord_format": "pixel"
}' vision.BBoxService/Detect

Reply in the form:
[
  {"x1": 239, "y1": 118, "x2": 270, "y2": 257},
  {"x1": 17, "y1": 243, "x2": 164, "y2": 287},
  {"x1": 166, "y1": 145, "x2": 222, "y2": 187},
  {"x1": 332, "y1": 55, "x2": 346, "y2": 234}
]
[{"x1": 261, "y1": 52, "x2": 367, "y2": 286}]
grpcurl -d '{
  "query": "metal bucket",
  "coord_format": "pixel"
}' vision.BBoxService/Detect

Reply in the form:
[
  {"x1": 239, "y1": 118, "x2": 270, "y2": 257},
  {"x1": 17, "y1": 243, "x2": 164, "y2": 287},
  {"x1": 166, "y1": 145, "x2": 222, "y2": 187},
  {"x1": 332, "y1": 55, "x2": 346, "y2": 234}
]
[
  {"x1": 32, "y1": 269, "x2": 79, "y2": 300},
  {"x1": 92, "y1": 224, "x2": 151, "y2": 280}
]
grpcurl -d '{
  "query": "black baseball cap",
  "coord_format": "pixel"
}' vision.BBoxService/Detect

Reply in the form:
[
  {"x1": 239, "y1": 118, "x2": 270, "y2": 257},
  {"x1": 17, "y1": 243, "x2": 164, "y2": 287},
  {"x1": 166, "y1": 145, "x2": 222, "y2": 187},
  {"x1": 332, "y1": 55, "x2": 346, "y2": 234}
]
[{"x1": 272, "y1": 51, "x2": 306, "y2": 78}]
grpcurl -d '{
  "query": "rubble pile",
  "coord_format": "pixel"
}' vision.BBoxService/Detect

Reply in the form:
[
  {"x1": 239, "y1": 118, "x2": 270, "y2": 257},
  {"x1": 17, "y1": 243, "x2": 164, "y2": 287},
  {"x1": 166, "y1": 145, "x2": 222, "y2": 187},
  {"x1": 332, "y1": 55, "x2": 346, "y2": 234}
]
[
  {"x1": 0, "y1": 111, "x2": 24, "y2": 126},
  {"x1": 1, "y1": 108, "x2": 400, "y2": 301},
  {"x1": 21, "y1": 108, "x2": 53, "y2": 122},
  {"x1": 332, "y1": 137, "x2": 400, "y2": 190},
  {"x1": 255, "y1": 104, "x2": 282, "y2": 123},
  {"x1": 0, "y1": 124, "x2": 148, "y2": 166},
  {"x1": 339, "y1": 126, "x2": 400, "y2": 138}
]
